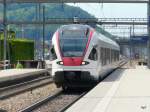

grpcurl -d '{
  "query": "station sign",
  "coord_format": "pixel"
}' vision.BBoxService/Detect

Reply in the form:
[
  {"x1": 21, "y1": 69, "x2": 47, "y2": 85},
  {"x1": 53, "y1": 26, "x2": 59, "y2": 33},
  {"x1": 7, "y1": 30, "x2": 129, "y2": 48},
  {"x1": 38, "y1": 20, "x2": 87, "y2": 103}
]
[{"x1": 130, "y1": 36, "x2": 148, "y2": 44}]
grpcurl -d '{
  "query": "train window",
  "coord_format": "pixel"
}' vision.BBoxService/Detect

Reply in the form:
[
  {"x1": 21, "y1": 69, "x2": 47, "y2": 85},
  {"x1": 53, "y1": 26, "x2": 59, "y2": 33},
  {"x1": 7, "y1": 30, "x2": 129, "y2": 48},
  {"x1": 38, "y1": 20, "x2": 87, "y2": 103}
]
[
  {"x1": 116, "y1": 51, "x2": 118, "y2": 61},
  {"x1": 109, "y1": 49, "x2": 111, "y2": 63},
  {"x1": 117, "y1": 51, "x2": 119, "y2": 61},
  {"x1": 61, "y1": 29, "x2": 89, "y2": 38},
  {"x1": 104, "y1": 48, "x2": 107, "y2": 65},
  {"x1": 59, "y1": 28, "x2": 89, "y2": 57},
  {"x1": 113, "y1": 50, "x2": 116, "y2": 62},
  {"x1": 110, "y1": 49, "x2": 113, "y2": 63},
  {"x1": 114, "y1": 50, "x2": 119, "y2": 62},
  {"x1": 50, "y1": 46, "x2": 57, "y2": 60},
  {"x1": 115, "y1": 50, "x2": 117, "y2": 61},
  {"x1": 100, "y1": 47, "x2": 107, "y2": 66},
  {"x1": 60, "y1": 38, "x2": 88, "y2": 57},
  {"x1": 117, "y1": 51, "x2": 119, "y2": 60},
  {"x1": 115, "y1": 51, "x2": 117, "y2": 61},
  {"x1": 109, "y1": 49, "x2": 119, "y2": 63},
  {"x1": 100, "y1": 48, "x2": 103, "y2": 65},
  {"x1": 88, "y1": 48, "x2": 98, "y2": 61},
  {"x1": 107, "y1": 48, "x2": 110, "y2": 64},
  {"x1": 112, "y1": 50, "x2": 115, "y2": 62}
]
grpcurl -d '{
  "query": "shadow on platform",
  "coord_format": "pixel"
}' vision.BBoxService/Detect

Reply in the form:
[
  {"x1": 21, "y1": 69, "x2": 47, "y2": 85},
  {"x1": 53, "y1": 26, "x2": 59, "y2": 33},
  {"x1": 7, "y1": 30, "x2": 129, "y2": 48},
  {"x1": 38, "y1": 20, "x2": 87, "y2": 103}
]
[
  {"x1": 0, "y1": 109, "x2": 7, "y2": 112},
  {"x1": 102, "y1": 69, "x2": 126, "y2": 82}
]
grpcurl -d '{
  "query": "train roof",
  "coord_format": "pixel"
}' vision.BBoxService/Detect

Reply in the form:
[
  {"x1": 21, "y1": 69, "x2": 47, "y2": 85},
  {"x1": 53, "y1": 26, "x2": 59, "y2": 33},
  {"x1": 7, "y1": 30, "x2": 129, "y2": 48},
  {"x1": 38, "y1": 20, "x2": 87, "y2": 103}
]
[
  {"x1": 98, "y1": 32, "x2": 120, "y2": 50},
  {"x1": 58, "y1": 24, "x2": 91, "y2": 31}
]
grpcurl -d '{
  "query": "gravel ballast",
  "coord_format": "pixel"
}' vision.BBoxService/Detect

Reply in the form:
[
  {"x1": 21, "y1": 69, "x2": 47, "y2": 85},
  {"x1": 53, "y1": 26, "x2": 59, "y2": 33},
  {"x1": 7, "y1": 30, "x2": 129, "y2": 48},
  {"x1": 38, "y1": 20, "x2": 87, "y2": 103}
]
[
  {"x1": 33, "y1": 93, "x2": 81, "y2": 112},
  {"x1": 0, "y1": 83, "x2": 59, "y2": 112}
]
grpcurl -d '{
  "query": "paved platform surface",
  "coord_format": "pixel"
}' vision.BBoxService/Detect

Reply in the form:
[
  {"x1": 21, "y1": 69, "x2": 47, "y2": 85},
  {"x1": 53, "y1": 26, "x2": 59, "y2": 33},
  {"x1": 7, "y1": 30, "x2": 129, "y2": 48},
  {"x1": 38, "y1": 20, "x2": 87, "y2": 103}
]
[
  {"x1": 66, "y1": 66, "x2": 150, "y2": 112},
  {"x1": 0, "y1": 69, "x2": 47, "y2": 82}
]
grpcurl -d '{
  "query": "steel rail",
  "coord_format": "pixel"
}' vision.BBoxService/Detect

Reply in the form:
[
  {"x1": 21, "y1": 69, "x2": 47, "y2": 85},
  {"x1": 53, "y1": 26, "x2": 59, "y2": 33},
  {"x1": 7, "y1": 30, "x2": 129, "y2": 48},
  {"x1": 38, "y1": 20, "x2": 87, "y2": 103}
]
[
  {"x1": 19, "y1": 90, "x2": 63, "y2": 112},
  {"x1": 0, "y1": 75, "x2": 51, "y2": 91},
  {"x1": 58, "y1": 92, "x2": 87, "y2": 112},
  {"x1": 0, "y1": 76, "x2": 53, "y2": 99}
]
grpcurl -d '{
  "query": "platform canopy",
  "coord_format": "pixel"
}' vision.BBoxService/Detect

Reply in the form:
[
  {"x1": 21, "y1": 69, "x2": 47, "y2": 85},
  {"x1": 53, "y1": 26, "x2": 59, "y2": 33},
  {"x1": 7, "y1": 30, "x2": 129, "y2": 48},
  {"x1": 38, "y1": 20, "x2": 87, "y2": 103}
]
[{"x1": 0, "y1": 0, "x2": 148, "y2": 3}]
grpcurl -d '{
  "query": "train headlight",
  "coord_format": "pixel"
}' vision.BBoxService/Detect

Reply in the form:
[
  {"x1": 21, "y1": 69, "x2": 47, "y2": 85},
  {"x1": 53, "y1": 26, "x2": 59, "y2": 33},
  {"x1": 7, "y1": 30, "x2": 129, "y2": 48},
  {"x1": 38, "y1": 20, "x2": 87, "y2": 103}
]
[
  {"x1": 57, "y1": 61, "x2": 63, "y2": 65},
  {"x1": 60, "y1": 61, "x2": 63, "y2": 65},
  {"x1": 81, "y1": 61, "x2": 89, "y2": 65},
  {"x1": 82, "y1": 61, "x2": 86, "y2": 65}
]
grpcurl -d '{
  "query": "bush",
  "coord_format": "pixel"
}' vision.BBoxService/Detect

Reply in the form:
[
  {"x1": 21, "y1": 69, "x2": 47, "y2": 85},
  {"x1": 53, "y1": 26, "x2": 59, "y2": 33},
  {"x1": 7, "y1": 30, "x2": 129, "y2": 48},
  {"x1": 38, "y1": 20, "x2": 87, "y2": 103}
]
[{"x1": 16, "y1": 62, "x2": 23, "y2": 69}]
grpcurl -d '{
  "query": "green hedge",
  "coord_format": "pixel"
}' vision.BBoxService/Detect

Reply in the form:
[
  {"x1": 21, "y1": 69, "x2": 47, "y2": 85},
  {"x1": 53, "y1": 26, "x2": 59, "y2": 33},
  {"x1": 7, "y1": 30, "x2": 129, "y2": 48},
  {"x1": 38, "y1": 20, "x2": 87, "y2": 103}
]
[
  {"x1": 0, "y1": 39, "x2": 4, "y2": 61},
  {"x1": 0, "y1": 38, "x2": 34, "y2": 64}
]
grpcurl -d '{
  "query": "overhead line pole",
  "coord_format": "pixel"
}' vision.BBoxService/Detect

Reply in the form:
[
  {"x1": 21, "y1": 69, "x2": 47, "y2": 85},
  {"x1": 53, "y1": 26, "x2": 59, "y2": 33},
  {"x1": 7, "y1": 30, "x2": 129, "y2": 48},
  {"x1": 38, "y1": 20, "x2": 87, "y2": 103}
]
[
  {"x1": 38, "y1": 3, "x2": 41, "y2": 60},
  {"x1": 148, "y1": 0, "x2": 150, "y2": 68},
  {"x1": 42, "y1": 5, "x2": 45, "y2": 61},
  {"x1": 3, "y1": 0, "x2": 7, "y2": 69},
  {"x1": 129, "y1": 26, "x2": 132, "y2": 66}
]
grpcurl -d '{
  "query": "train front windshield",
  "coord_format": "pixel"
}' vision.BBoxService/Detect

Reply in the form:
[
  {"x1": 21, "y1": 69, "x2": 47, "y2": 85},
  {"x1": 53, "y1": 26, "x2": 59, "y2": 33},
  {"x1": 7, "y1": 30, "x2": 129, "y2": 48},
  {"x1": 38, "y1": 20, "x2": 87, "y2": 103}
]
[{"x1": 60, "y1": 29, "x2": 89, "y2": 57}]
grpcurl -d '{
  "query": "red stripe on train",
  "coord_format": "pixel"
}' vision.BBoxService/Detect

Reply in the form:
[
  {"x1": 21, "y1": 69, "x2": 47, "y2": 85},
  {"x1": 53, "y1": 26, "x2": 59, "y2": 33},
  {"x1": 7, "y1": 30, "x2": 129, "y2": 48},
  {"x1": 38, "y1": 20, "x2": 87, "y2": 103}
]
[
  {"x1": 83, "y1": 30, "x2": 94, "y2": 59},
  {"x1": 63, "y1": 57, "x2": 83, "y2": 66}
]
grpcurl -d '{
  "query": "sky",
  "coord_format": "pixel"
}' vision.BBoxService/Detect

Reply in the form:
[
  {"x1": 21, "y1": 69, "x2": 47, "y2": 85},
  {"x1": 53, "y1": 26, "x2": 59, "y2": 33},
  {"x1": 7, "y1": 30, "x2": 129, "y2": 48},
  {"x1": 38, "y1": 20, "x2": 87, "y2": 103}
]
[
  {"x1": 67, "y1": 3, "x2": 147, "y2": 37},
  {"x1": 68, "y1": 3, "x2": 147, "y2": 18}
]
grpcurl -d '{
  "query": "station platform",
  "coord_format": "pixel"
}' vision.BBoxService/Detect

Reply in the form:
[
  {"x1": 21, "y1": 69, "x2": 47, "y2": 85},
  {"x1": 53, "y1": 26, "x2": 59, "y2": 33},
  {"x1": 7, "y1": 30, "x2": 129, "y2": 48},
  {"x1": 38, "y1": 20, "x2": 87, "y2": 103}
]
[
  {"x1": 66, "y1": 66, "x2": 150, "y2": 112},
  {"x1": 0, "y1": 69, "x2": 48, "y2": 83}
]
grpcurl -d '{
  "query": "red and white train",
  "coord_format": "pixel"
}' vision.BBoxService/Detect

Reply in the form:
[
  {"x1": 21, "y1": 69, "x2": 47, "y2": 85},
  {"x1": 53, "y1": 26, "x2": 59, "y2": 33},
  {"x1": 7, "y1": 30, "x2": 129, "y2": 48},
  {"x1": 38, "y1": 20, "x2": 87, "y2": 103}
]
[{"x1": 50, "y1": 24, "x2": 120, "y2": 89}]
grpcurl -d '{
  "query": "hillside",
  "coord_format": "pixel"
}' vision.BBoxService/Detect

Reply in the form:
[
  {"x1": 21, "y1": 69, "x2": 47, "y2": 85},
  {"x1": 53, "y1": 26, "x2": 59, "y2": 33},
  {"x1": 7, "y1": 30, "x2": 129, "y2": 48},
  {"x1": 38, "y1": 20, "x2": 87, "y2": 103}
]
[{"x1": 0, "y1": 3, "x2": 95, "y2": 40}]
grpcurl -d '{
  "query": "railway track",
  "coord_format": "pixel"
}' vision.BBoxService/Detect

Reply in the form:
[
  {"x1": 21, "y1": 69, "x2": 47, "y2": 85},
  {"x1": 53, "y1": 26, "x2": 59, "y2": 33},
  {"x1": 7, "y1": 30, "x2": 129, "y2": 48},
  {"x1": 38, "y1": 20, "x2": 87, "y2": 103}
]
[
  {"x1": 0, "y1": 75, "x2": 53, "y2": 99},
  {"x1": 19, "y1": 89, "x2": 88, "y2": 112}
]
